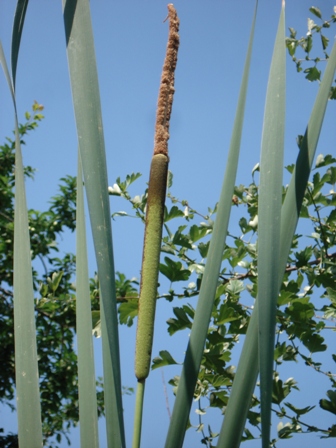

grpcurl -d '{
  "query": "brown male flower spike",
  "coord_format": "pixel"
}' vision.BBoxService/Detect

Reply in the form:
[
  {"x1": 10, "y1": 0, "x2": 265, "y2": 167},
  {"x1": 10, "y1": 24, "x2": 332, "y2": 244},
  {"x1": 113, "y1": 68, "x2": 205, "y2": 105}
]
[
  {"x1": 154, "y1": 4, "x2": 180, "y2": 156},
  {"x1": 135, "y1": 5, "x2": 180, "y2": 384}
]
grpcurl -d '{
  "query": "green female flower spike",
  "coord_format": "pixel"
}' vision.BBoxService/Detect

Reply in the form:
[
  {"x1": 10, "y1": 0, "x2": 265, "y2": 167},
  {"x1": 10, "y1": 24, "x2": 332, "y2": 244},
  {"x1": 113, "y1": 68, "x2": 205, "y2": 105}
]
[{"x1": 135, "y1": 153, "x2": 169, "y2": 380}]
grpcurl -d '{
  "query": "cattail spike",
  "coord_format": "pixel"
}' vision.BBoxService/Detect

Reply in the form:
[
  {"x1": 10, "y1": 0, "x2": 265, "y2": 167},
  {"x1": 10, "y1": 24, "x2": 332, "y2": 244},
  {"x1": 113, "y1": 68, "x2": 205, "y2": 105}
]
[{"x1": 154, "y1": 4, "x2": 180, "y2": 156}]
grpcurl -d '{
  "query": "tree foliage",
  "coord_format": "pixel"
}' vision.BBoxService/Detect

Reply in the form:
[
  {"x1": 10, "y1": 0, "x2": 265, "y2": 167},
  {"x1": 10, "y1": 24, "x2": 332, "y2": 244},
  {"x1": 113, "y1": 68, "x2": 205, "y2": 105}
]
[{"x1": 112, "y1": 149, "x2": 336, "y2": 446}]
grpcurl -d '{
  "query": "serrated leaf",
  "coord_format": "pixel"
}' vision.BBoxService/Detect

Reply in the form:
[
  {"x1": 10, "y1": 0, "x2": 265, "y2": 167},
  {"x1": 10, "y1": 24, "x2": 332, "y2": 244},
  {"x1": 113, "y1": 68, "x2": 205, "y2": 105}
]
[
  {"x1": 315, "y1": 154, "x2": 336, "y2": 168},
  {"x1": 301, "y1": 332, "x2": 327, "y2": 353},
  {"x1": 151, "y1": 350, "x2": 179, "y2": 370},
  {"x1": 189, "y1": 224, "x2": 208, "y2": 243},
  {"x1": 327, "y1": 288, "x2": 336, "y2": 303},
  {"x1": 294, "y1": 246, "x2": 313, "y2": 267},
  {"x1": 315, "y1": 154, "x2": 325, "y2": 167},
  {"x1": 321, "y1": 424, "x2": 336, "y2": 438},
  {"x1": 167, "y1": 305, "x2": 194, "y2": 335},
  {"x1": 226, "y1": 279, "x2": 245, "y2": 295},
  {"x1": 304, "y1": 66, "x2": 321, "y2": 82},
  {"x1": 118, "y1": 299, "x2": 138, "y2": 326},
  {"x1": 159, "y1": 257, "x2": 190, "y2": 282},
  {"x1": 172, "y1": 231, "x2": 193, "y2": 250},
  {"x1": 327, "y1": 166, "x2": 336, "y2": 185},
  {"x1": 330, "y1": 86, "x2": 336, "y2": 100},
  {"x1": 303, "y1": 35, "x2": 313, "y2": 53},
  {"x1": 320, "y1": 390, "x2": 336, "y2": 415},
  {"x1": 126, "y1": 172, "x2": 142, "y2": 186},
  {"x1": 321, "y1": 34, "x2": 329, "y2": 51},
  {"x1": 217, "y1": 305, "x2": 240, "y2": 324},
  {"x1": 284, "y1": 402, "x2": 315, "y2": 416},
  {"x1": 198, "y1": 241, "x2": 210, "y2": 258},
  {"x1": 164, "y1": 205, "x2": 185, "y2": 222}
]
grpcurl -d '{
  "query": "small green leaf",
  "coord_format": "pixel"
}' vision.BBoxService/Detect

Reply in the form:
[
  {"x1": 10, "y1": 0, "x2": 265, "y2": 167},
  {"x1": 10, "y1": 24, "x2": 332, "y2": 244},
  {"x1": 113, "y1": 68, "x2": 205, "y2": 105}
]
[
  {"x1": 198, "y1": 241, "x2": 210, "y2": 258},
  {"x1": 226, "y1": 279, "x2": 245, "y2": 295},
  {"x1": 321, "y1": 34, "x2": 329, "y2": 51},
  {"x1": 330, "y1": 86, "x2": 336, "y2": 100},
  {"x1": 309, "y1": 6, "x2": 322, "y2": 19},
  {"x1": 294, "y1": 246, "x2": 313, "y2": 267},
  {"x1": 327, "y1": 288, "x2": 336, "y2": 303},
  {"x1": 152, "y1": 350, "x2": 179, "y2": 370},
  {"x1": 164, "y1": 205, "x2": 185, "y2": 222},
  {"x1": 303, "y1": 35, "x2": 313, "y2": 53},
  {"x1": 315, "y1": 154, "x2": 325, "y2": 167},
  {"x1": 167, "y1": 305, "x2": 194, "y2": 335},
  {"x1": 288, "y1": 27, "x2": 297, "y2": 39},
  {"x1": 304, "y1": 66, "x2": 321, "y2": 82},
  {"x1": 320, "y1": 390, "x2": 336, "y2": 415},
  {"x1": 125, "y1": 172, "x2": 142, "y2": 187},
  {"x1": 315, "y1": 154, "x2": 336, "y2": 167},
  {"x1": 284, "y1": 402, "x2": 315, "y2": 416},
  {"x1": 46, "y1": 271, "x2": 63, "y2": 292},
  {"x1": 326, "y1": 166, "x2": 336, "y2": 185},
  {"x1": 217, "y1": 305, "x2": 240, "y2": 324},
  {"x1": 118, "y1": 299, "x2": 139, "y2": 326},
  {"x1": 189, "y1": 224, "x2": 208, "y2": 243},
  {"x1": 159, "y1": 257, "x2": 190, "y2": 282},
  {"x1": 172, "y1": 226, "x2": 193, "y2": 249},
  {"x1": 301, "y1": 332, "x2": 327, "y2": 353},
  {"x1": 321, "y1": 424, "x2": 336, "y2": 438}
]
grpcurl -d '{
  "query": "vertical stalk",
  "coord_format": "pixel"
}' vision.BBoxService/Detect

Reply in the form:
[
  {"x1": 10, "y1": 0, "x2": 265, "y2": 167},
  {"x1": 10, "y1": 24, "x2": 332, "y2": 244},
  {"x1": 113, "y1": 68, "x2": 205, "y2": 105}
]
[{"x1": 133, "y1": 5, "x2": 180, "y2": 447}]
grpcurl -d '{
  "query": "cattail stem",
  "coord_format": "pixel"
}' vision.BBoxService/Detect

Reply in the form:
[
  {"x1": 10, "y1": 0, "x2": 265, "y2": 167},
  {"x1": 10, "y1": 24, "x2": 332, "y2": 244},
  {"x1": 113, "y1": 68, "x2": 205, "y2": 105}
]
[{"x1": 133, "y1": 5, "x2": 179, "y2": 447}]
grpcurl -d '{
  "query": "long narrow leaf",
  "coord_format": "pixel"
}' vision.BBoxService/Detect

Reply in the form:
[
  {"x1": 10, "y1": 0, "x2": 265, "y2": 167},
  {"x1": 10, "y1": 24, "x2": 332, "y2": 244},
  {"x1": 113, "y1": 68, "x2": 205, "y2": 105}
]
[
  {"x1": 0, "y1": 42, "x2": 43, "y2": 447},
  {"x1": 62, "y1": 0, "x2": 125, "y2": 446},
  {"x1": 11, "y1": 0, "x2": 29, "y2": 89},
  {"x1": 217, "y1": 36, "x2": 336, "y2": 448},
  {"x1": 164, "y1": 3, "x2": 258, "y2": 447},
  {"x1": 76, "y1": 151, "x2": 99, "y2": 448},
  {"x1": 257, "y1": 3, "x2": 285, "y2": 446}
]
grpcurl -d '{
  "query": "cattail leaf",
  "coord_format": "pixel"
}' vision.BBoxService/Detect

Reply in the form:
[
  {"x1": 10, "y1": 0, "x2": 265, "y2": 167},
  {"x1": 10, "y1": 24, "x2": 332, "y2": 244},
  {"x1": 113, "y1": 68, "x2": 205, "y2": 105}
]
[
  {"x1": 257, "y1": 2, "x2": 285, "y2": 445},
  {"x1": 62, "y1": 0, "x2": 125, "y2": 445},
  {"x1": 76, "y1": 151, "x2": 99, "y2": 447},
  {"x1": 0, "y1": 41, "x2": 43, "y2": 447},
  {"x1": 11, "y1": 0, "x2": 29, "y2": 89}
]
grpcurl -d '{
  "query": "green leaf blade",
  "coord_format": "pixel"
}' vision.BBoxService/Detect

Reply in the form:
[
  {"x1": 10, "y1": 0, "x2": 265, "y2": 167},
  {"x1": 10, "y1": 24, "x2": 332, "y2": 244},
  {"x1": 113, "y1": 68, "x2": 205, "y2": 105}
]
[{"x1": 62, "y1": 0, "x2": 125, "y2": 445}]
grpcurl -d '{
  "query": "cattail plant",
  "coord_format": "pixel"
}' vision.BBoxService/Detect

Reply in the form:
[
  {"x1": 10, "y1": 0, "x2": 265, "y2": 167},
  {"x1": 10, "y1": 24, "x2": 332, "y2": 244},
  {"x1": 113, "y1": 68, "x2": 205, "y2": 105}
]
[{"x1": 1, "y1": 1, "x2": 336, "y2": 447}]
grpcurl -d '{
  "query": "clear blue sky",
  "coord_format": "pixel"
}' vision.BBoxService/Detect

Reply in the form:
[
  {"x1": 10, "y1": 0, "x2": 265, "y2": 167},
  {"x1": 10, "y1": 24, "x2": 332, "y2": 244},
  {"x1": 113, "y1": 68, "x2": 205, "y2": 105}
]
[{"x1": 0, "y1": 1, "x2": 336, "y2": 447}]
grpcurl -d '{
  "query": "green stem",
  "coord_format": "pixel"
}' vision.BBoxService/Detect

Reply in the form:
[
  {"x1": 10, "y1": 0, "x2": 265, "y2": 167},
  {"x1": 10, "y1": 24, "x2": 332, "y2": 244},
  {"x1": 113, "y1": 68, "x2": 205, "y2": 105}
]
[{"x1": 132, "y1": 380, "x2": 146, "y2": 448}]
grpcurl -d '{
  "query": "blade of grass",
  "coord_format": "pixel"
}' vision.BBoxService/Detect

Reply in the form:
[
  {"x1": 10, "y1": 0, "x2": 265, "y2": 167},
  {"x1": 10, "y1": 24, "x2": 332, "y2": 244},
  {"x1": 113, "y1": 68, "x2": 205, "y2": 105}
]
[
  {"x1": 217, "y1": 36, "x2": 336, "y2": 448},
  {"x1": 257, "y1": 2, "x2": 285, "y2": 446},
  {"x1": 164, "y1": 3, "x2": 258, "y2": 447},
  {"x1": 76, "y1": 150, "x2": 99, "y2": 448},
  {"x1": 62, "y1": 0, "x2": 125, "y2": 446},
  {"x1": 0, "y1": 41, "x2": 43, "y2": 447}
]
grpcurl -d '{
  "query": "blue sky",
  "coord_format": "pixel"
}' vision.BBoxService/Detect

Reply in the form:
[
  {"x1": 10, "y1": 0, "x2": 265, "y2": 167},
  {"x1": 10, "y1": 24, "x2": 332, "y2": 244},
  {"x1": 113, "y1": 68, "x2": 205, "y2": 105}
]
[{"x1": 0, "y1": 1, "x2": 336, "y2": 447}]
